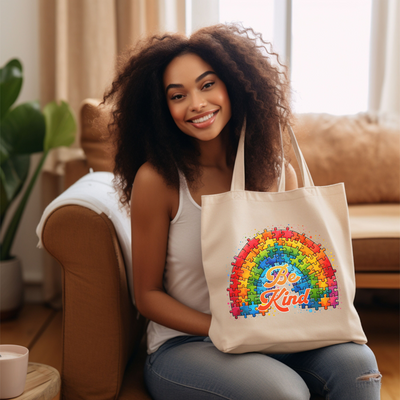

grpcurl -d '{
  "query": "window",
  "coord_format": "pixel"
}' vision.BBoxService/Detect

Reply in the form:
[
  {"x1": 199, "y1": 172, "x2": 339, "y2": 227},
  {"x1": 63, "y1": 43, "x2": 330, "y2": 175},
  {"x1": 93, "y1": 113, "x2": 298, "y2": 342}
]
[
  {"x1": 291, "y1": 0, "x2": 372, "y2": 114},
  {"x1": 219, "y1": 0, "x2": 274, "y2": 44},
  {"x1": 216, "y1": 0, "x2": 372, "y2": 115}
]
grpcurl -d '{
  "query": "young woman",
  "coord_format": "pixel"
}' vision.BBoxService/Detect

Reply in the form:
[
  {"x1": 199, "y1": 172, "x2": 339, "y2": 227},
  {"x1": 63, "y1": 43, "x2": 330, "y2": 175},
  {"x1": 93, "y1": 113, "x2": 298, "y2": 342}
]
[{"x1": 102, "y1": 24, "x2": 381, "y2": 400}]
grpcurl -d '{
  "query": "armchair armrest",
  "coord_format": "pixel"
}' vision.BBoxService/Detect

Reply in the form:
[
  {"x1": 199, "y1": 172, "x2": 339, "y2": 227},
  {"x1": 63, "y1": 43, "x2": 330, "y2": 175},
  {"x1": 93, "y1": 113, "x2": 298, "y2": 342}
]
[{"x1": 42, "y1": 205, "x2": 145, "y2": 400}]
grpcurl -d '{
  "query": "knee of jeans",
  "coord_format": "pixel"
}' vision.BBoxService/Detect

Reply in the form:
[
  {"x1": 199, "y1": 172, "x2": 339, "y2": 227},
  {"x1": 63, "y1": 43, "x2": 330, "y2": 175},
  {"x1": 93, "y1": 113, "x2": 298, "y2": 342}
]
[{"x1": 356, "y1": 371, "x2": 382, "y2": 382}]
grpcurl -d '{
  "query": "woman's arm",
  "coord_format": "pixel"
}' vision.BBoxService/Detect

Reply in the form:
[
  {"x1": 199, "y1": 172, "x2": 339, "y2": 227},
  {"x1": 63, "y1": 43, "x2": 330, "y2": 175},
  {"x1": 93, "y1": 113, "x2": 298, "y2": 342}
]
[{"x1": 130, "y1": 163, "x2": 211, "y2": 336}]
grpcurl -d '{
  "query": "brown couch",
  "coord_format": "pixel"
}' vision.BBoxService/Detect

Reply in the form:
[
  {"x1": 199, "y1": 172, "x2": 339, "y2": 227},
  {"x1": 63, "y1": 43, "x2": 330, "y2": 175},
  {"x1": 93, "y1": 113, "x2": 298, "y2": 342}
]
[{"x1": 38, "y1": 99, "x2": 400, "y2": 400}]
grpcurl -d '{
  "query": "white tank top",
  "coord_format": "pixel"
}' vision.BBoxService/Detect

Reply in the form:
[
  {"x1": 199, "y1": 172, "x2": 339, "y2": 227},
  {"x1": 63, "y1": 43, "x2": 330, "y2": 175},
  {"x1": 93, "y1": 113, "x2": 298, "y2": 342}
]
[{"x1": 146, "y1": 172, "x2": 211, "y2": 354}]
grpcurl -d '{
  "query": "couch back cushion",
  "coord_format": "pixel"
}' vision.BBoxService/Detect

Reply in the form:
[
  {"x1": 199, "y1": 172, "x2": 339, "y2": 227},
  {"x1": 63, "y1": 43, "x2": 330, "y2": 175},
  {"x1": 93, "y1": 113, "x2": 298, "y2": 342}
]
[
  {"x1": 80, "y1": 98, "x2": 115, "y2": 172},
  {"x1": 289, "y1": 113, "x2": 400, "y2": 204},
  {"x1": 80, "y1": 100, "x2": 400, "y2": 205}
]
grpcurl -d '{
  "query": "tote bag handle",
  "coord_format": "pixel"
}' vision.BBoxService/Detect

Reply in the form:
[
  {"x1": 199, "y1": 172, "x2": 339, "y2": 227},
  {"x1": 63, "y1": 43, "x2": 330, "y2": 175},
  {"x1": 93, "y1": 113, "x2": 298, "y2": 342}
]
[{"x1": 230, "y1": 119, "x2": 314, "y2": 192}]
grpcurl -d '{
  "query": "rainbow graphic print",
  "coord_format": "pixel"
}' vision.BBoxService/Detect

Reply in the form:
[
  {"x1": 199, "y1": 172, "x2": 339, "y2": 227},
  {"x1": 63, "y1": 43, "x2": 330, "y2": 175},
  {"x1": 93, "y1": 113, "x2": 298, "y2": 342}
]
[{"x1": 228, "y1": 227, "x2": 339, "y2": 318}]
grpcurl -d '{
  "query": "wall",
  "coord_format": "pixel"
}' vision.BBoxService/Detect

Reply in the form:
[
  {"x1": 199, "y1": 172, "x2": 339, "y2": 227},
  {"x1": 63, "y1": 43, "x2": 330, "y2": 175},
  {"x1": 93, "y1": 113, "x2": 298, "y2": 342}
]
[{"x1": 0, "y1": 0, "x2": 44, "y2": 302}]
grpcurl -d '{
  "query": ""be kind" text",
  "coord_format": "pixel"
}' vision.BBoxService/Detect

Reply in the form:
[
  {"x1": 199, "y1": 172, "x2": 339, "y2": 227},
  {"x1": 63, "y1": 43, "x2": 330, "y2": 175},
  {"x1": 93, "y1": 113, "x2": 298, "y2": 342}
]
[{"x1": 258, "y1": 265, "x2": 310, "y2": 313}]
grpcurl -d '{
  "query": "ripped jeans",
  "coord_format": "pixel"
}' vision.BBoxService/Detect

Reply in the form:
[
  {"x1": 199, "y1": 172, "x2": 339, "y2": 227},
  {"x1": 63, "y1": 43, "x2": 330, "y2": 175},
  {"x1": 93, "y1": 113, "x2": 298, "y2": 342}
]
[{"x1": 144, "y1": 336, "x2": 381, "y2": 400}]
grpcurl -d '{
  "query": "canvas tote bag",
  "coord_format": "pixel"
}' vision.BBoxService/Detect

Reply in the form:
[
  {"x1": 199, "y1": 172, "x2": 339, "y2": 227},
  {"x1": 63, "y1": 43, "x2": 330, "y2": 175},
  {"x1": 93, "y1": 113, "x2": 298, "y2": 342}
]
[{"x1": 201, "y1": 121, "x2": 367, "y2": 354}]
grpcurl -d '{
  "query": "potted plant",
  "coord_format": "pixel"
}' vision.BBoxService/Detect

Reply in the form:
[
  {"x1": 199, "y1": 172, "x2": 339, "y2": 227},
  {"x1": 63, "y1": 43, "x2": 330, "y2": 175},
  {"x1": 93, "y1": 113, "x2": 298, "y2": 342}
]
[{"x1": 0, "y1": 58, "x2": 77, "y2": 320}]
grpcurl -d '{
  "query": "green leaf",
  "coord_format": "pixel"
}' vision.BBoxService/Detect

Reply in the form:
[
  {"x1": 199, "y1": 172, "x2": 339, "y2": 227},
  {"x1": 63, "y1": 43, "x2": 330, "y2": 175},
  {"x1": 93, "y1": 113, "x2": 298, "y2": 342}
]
[
  {"x1": 0, "y1": 154, "x2": 30, "y2": 222},
  {"x1": 43, "y1": 101, "x2": 77, "y2": 151},
  {"x1": 0, "y1": 101, "x2": 45, "y2": 163},
  {"x1": 0, "y1": 135, "x2": 12, "y2": 165},
  {"x1": 0, "y1": 168, "x2": 9, "y2": 226},
  {"x1": 0, "y1": 151, "x2": 47, "y2": 260},
  {"x1": 0, "y1": 59, "x2": 22, "y2": 80},
  {"x1": 0, "y1": 59, "x2": 23, "y2": 120}
]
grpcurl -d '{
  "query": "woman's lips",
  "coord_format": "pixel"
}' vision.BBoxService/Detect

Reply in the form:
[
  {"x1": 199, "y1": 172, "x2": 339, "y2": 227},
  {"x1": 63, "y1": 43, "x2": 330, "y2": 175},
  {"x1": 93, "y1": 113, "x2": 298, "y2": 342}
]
[{"x1": 187, "y1": 110, "x2": 219, "y2": 129}]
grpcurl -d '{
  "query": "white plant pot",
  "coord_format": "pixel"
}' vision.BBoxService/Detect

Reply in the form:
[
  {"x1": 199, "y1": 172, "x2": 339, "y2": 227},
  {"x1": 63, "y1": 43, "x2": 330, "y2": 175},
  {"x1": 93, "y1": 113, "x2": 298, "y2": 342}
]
[{"x1": 0, "y1": 257, "x2": 24, "y2": 320}]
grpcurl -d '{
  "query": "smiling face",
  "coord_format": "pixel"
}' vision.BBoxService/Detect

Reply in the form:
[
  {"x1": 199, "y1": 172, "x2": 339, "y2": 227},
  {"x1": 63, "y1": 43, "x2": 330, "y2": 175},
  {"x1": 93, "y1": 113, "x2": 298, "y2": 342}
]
[{"x1": 163, "y1": 53, "x2": 232, "y2": 142}]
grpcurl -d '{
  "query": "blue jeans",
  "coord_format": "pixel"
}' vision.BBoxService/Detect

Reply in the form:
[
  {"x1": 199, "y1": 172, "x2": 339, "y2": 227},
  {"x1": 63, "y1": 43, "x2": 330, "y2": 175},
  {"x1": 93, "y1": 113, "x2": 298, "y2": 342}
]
[{"x1": 144, "y1": 336, "x2": 381, "y2": 400}]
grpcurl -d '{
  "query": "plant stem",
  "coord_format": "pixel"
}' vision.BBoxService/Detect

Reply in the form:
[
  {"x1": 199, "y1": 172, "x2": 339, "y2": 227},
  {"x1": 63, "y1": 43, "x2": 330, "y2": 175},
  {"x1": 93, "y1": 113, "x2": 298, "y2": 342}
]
[{"x1": 0, "y1": 150, "x2": 49, "y2": 260}]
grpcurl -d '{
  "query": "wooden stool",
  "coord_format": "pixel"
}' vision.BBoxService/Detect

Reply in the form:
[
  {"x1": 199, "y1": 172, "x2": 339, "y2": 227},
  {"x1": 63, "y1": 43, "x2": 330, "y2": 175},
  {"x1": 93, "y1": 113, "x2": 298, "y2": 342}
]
[{"x1": 15, "y1": 362, "x2": 60, "y2": 400}]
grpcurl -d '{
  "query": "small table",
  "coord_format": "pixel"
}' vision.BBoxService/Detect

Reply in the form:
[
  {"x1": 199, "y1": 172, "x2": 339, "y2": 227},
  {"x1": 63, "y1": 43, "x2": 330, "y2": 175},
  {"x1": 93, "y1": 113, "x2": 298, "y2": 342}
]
[{"x1": 16, "y1": 362, "x2": 60, "y2": 400}]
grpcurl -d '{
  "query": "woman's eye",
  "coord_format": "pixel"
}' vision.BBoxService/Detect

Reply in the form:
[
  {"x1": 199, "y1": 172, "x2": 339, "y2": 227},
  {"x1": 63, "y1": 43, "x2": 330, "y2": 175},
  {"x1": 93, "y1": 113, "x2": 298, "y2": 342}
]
[
  {"x1": 171, "y1": 94, "x2": 184, "y2": 100},
  {"x1": 202, "y1": 82, "x2": 215, "y2": 90}
]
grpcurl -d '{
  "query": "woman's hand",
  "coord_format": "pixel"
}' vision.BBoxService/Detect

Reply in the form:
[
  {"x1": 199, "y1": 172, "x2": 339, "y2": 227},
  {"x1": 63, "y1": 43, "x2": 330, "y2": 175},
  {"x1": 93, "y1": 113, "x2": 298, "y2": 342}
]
[{"x1": 131, "y1": 162, "x2": 211, "y2": 336}]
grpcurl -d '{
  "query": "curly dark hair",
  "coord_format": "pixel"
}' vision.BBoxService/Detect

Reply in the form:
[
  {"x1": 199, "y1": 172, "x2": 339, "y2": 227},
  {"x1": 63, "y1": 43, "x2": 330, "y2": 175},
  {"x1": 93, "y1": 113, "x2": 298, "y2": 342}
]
[{"x1": 101, "y1": 23, "x2": 293, "y2": 211}]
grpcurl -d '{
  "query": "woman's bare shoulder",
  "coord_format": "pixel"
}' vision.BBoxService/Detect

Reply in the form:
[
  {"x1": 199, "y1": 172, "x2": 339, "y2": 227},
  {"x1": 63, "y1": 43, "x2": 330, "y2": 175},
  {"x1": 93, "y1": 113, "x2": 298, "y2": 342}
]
[
  {"x1": 131, "y1": 162, "x2": 178, "y2": 219},
  {"x1": 285, "y1": 162, "x2": 298, "y2": 190},
  {"x1": 134, "y1": 162, "x2": 166, "y2": 187},
  {"x1": 268, "y1": 161, "x2": 298, "y2": 192}
]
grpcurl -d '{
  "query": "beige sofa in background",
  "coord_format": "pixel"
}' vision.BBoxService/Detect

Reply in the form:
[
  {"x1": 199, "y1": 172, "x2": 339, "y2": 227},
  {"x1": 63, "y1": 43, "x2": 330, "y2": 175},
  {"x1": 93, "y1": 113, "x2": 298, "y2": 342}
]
[
  {"x1": 290, "y1": 112, "x2": 399, "y2": 289},
  {"x1": 39, "y1": 99, "x2": 399, "y2": 399}
]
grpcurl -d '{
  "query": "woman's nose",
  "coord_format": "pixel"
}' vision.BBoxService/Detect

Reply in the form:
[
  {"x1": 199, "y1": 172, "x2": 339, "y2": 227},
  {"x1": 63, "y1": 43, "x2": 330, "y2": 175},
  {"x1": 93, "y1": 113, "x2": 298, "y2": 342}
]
[{"x1": 190, "y1": 92, "x2": 207, "y2": 112}]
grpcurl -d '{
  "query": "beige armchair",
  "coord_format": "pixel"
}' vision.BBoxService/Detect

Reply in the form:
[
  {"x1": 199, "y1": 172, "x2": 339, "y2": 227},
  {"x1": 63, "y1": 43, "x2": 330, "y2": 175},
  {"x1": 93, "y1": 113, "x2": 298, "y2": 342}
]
[{"x1": 40, "y1": 99, "x2": 151, "y2": 399}]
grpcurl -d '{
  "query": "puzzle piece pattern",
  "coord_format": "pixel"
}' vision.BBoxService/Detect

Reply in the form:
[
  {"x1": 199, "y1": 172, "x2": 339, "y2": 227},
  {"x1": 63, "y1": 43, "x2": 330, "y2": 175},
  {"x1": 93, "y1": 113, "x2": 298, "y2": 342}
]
[{"x1": 228, "y1": 227, "x2": 339, "y2": 318}]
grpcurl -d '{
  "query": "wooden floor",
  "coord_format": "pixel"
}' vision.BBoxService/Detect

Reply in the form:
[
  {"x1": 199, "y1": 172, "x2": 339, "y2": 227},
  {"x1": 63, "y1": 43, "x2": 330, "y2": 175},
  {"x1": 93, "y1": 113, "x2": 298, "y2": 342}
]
[{"x1": 1, "y1": 299, "x2": 399, "y2": 400}]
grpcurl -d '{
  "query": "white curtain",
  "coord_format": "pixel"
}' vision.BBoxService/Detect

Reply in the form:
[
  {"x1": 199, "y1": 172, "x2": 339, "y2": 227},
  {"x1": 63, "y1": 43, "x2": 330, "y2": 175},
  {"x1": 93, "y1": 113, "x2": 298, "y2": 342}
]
[
  {"x1": 369, "y1": 0, "x2": 400, "y2": 128},
  {"x1": 40, "y1": 0, "x2": 186, "y2": 175}
]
